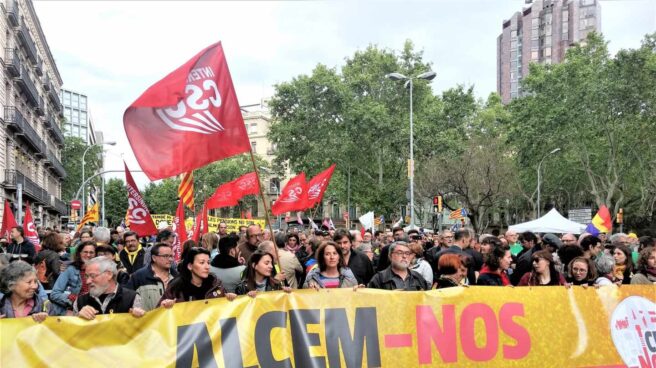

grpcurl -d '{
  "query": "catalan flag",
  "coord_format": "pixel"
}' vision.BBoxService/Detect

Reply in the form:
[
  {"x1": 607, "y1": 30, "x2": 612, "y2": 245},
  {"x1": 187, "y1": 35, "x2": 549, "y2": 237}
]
[
  {"x1": 178, "y1": 171, "x2": 195, "y2": 210},
  {"x1": 374, "y1": 215, "x2": 384, "y2": 226},
  {"x1": 77, "y1": 203, "x2": 99, "y2": 231},
  {"x1": 585, "y1": 205, "x2": 612, "y2": 235},
  {"x1": 448, "y1": 208, "x2": 468, "y2": 220}
]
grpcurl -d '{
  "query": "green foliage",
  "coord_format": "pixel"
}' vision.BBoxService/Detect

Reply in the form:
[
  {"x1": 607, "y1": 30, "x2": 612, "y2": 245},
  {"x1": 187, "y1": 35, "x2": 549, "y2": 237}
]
[
  {"x1": 103, "y1": 178, "x2": 127, "y2": 228},
  {"x1": 61, "y1": 137, "x2": 103, "y2": 202}
]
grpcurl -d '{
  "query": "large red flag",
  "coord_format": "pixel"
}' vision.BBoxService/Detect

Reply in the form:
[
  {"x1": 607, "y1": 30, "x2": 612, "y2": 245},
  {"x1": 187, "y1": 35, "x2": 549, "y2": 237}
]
[
  {"x1": 206, "y1": 172, "x2": 260, "y2": 209},
  {"x1": 1, "y1": 200, "x2": 18, "y2": 242},
  {"x1": 172, "y1": 200, "x2": 187, "y2": 263},
  {"x1": 271, "y1": 173, "x2": 308, "y2": 216},
  {"x1": 125, "y1": 162, "x2": 157, "y2": 236},
  {"x1": 305, "y1": 164, "x2": 336, "y2": 208},
  {"x1": 22, "y1": 202, "x2": 40, "y2": 252},
  {"x1": 123, "y1": 42, "x2": 251, "y2": 180},
  {"x1": 192, "y1": 202, "x2": 208, "y2": 242}
]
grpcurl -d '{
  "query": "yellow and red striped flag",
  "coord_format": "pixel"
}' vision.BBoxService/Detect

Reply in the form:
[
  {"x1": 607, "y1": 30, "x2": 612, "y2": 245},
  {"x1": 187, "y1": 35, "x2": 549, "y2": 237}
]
[
  {"x1": 178, "y1": 171, "x2": 195, "y2": 210},
  {"x1": 77, "y1": 203, "x2": 99, "y2": 232}
]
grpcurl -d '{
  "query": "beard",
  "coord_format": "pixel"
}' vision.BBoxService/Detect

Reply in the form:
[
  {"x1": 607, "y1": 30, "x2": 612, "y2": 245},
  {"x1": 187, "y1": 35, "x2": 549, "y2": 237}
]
[
  {"x1": 392, "y1": 260, "x2": 409, "y2": 270},
  {"x1": 89, "y1": 283, "x2": 109, "y2": 298}
]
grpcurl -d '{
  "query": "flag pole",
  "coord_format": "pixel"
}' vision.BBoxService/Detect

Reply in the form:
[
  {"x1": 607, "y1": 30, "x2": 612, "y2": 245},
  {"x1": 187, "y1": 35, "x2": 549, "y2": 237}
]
[{"x1": 247, "y1": 151, "x2": 279, "y2": 261}]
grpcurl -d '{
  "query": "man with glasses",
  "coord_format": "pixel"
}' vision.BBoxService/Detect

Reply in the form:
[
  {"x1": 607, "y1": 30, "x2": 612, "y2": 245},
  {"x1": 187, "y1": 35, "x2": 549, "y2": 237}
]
[
  {"x1": 119, "y1": 231, "x2": 146, "y2": 275},
  {"x1": 125, "y1": 243, "x2": 178, "y2": 311},
  {"x1": 238, "y1": 224, "x2": 262, "y2": 262},
  {"x1": 368, "y1": 241, "x2": 429, "y2": 290},
  {"x1": 75, "y1": 256, "x2": 146, "y2": 320}
]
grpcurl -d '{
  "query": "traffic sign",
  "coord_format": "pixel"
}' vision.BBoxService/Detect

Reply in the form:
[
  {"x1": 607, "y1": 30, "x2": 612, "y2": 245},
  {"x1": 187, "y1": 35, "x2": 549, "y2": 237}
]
[{"x1": 71, "y1": 200, "x2": 82, "y2": 210}]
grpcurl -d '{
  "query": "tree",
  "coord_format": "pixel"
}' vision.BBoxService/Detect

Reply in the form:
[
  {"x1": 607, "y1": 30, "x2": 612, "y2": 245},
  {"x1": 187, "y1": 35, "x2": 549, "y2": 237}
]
[
  {"x1": 61, "y1": 137, "x2": 103, "y2": 202},
  {"x1": 509, "y1": 32, "x2": 656, "y2": 228},
  {"x1": 103, "y1": 178, "x2": 127, "y2": 228},
  {"x1": 143, "y1": 178, "x2": 180, "y2": 215}
]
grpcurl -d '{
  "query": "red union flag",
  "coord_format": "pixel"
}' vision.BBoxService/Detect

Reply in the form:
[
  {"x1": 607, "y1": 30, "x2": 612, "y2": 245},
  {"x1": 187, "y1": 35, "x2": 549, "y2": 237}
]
[
  {"x1": 125, "y1": 162, "x2": 157, "y2": 236},
  {"x1": 123, "y1": 42, "x2": 251, "y2": 180},
  {"x1": 305, "y1": 164, "x2": 336, "y2": 208},
  {"x1": 206, "y1": 172, "x2": 260, "y2": 210},
  {"x1": 172, "y1": 200, "x2": 186, "y2": 263},
  {"x1": 22, "y1": 202, "x2": 40, "y2": 251},
  {"x1": 1, "y1": 200, "x2": 18, "y2": 241},
  {"x1": 271, "y1": 173, "x2": 308, "y2": 215}
]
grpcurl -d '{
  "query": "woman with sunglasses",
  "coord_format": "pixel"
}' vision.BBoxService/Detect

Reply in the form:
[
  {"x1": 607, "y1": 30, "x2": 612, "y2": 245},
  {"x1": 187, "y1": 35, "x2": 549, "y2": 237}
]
[
  {"x1": 159, "y1": 248, "x2": 236, "y2": 308},
  {"x1": 235, "y1": 250, "x2": 291, "y2": 297},
  {"x1": 518, "y1": 249, "x2": 566, "y2": 286}
]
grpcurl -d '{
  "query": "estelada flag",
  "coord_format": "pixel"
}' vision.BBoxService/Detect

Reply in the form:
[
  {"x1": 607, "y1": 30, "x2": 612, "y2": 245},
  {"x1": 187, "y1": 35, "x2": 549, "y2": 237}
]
[
  {"x1": 22, "y1": 202, "x2": 40, "y2": 251},
  {"x1": 305, "y1": 164, "x2": 336, "y2": 208},
  {"x1": 206, "y1": 172, "x2": 260, "y2": 210},
  {"x1": 271, "y1": 173, "x2": 308, "y2": 216},
  {"x1": 125, "y1": 162, "x2": 157, "y2": 236},
  {"x1": 172, "y1": 200, "x2": 187, "y2": 263},
  {"x1": 1, "y1": 200, "x2": 17, "y2": 241},
  {"x1": 123, "y1": 42, "x2": 251, "y2": 181}
]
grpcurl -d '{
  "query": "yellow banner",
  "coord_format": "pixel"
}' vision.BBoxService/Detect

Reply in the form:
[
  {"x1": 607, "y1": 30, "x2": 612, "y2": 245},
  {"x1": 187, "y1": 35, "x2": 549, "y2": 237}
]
[
  {"x1": 150, "y1": 214, "x2": 265, "y2": 234},
  {"x1": 2, "y1": 286, "x2": 654, "y2": 367}
]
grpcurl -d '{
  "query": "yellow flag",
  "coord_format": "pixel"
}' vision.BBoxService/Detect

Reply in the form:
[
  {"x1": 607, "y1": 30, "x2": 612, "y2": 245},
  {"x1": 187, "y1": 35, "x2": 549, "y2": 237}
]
[{"x1": 76, "y1": 203, "x2": 99, "y2": 231}]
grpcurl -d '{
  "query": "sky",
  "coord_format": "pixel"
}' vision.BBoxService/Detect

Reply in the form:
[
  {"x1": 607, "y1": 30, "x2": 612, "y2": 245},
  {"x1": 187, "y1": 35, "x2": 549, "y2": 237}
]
[{"x1": 33, "y1": 0, "x2": 656, "y2": 189}]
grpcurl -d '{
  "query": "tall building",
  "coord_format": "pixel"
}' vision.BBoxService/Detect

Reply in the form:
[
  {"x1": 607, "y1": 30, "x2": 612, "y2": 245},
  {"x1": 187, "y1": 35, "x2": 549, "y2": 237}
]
[
  {"x1": 61, "y1": 88, "x2": 97, "y2": 144},
  {"x1": 497, "y1": 0, "x2": 601, "y2": 104},
  {"x1": 0, "y1": 0, "x2": 68, "y2": 228}
]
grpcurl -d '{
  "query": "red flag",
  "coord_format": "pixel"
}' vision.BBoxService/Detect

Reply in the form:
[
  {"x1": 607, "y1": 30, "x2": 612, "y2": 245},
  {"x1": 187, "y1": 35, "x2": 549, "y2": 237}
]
[
  {"x1": 123, "y1": 42, "x2": 251, "y2": 180},
  {"x1": 305, "y1": 164, "x2": 336, "y2": 208},
  {"x1": 172, "y1": 200, "x2": 187, "y2": 263},
  {"x1": 125, "y1": 162, "x2": 157, "y2": 236},
  {"x1": 271, "y1": 173, "x2": 308, "y2": 216},
  {"x1": 192, "y1": 202, "x2": 208, "y2": 242},
  {"x1": 206, "y1": 172, "x2": 260, "y2": 210},
  {"x1": 1, "y1": 200, "x2": 18, "y2": 242},
  {"x1": 22, "y1": 202, "x2": 40, "y2": 252},
  {"x1": 245, "y1": 210, "x2": 252, "y2": 220}
]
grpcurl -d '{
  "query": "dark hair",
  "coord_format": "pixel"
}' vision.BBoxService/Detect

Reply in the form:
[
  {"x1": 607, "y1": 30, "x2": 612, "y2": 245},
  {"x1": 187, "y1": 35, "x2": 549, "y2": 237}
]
[
  {"x1": 638, "y1": 236, "x2": 655, "y2": 252},
  {"x1": 557, "y1": 245, "x2": 584, "y2": 272},
  {"x1": 242, "y1": 250, "x2": 277, "y2": 291},
  {"x1": 613, "y1": 245, "x2": 634, "y2": 273},
  {"x1": 481, "y1": 236, "x2": 502, "y2": 249},
  {"x1": 392, "y1": 227, "x2": 403, "y2": 234},
  {"x1": 11, "y1": 226, "x2": 23, "y2": 237},
  {"x1": 520, "y1": 231, "x2": 537, "y2": 245},
  {"x1": 96, "y1": 245, "x2": 117, "y2": 256},
  {"x1": 156, "y1": 229, "x2": 173, "y2": 242},
  {"x1": 79, "y1": 229, "x2": 93, "y2": 239},
  {"x1": 635, "y1": 246, "x2": 655, "y2": 276},
  {"x1": 407, "y1": 229, "x2": 419, "y2": 236},
  {"x1": 179, "y1": 239, "x2": 197, "y2": 265},
  {"x1": 316, "y1": 241, "x2": 345, "y2": 272},
  {"x1": 286, "y1": 233, "x2": 300, "y2": 247},
  {"x1": 333, "y1": 229, "x2": 352, "y2": 243},
  {"x1": 483, "y1": 245, "x2": 510, "y2": 271},
  {"x1": 73, "y1": 241, "x2": 96, "y2": 270},
  {"x1": 169, "y1": 247, "x2": 211, "y2": 295},
  {"x1": 110, "y1": 229, "x2": 119, "y2": 236},
  {"x1": 150, "y1": 243, "x2": 172, "y2": 263},
  {"x1": 274, "y1": 232, "x2": 286, "y2": 248},
  {"x1": 123, "y1": 231, "x2": 138, "y2": 242},
  {"x1": 580, "y1": 236, "x2": 601, "y2": 252},
  {"x1": 567, "y1": 257, "x2": 597, "y2": 284},
  {"x1": 374, "y1": 231, "x2": 382, "y2": 237},
  {"x1": 529, "y1": 249, "x2": 561, "y2": 285},
  {"x1": 454, "y1": 228, "x2": 472, "y2": 242},
  {"x1": 218, "y1": 234, "x2": 239, "y2": 255},
  {"x1": 41, "y1": 232, "x2": 64, "y2": 252}
]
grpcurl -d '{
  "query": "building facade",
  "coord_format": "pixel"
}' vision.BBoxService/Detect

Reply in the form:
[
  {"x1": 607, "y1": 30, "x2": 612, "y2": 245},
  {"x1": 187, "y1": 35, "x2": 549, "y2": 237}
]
[
  {"x1": 0, "y1": 0, "x2": 67, "y2": 229},
  {"x1": 61, "y1": 88, "x2": 98, "y2": 145},
  {"x1": 497, "y1": 0, "x2": 601, "y2": 104}
]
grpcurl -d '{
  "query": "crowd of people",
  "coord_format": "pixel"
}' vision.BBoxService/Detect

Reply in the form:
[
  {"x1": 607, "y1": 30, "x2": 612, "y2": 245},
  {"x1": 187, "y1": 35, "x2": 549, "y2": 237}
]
[{"x1": 0, "y1": 221, "x2": 654, "y2": 323}]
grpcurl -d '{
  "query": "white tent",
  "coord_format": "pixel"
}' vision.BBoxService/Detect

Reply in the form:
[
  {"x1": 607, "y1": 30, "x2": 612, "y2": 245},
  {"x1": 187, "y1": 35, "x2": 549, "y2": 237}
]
[{"x1": 509, "y1": 208, "x2": 587, "y2": 234}]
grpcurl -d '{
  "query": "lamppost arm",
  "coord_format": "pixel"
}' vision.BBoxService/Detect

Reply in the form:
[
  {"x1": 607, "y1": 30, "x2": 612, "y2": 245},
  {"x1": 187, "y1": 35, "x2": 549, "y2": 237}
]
[{"x1": 74, "y1": 169, "x2": 143, "y2": 203}]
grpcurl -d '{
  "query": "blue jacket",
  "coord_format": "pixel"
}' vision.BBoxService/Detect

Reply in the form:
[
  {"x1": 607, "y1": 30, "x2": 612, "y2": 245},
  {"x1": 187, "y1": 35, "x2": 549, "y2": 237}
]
[{"x1": 49, "y1": 265, "x2": 82, "y2": 315}]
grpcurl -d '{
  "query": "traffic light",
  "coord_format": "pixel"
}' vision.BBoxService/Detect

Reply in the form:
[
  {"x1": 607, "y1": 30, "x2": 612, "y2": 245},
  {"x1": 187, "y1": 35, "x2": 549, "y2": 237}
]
[{"x1": 432, "y1": 195, "x2": 443, "y2": 213}]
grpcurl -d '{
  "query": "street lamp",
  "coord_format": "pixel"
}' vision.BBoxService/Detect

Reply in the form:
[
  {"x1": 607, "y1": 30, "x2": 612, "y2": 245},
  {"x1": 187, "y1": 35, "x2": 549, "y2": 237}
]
[
  {"x1": 536, "y1": 147, "x2": 561, "y2": 218},
  {"x1": 81, "y1": 141, "x2": 116, "y2": 215},
  {"x1": 386, "y1": 70, "x2": 436, "y2": 229}
]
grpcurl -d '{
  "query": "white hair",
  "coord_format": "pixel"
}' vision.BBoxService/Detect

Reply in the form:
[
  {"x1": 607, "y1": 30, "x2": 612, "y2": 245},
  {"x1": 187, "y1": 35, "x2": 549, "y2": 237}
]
[
  {"x1": 87, "y1": 256, "x2": 118, "y2": 279},
  {"x1": 93, "y1": 227, "x2": 111, "y2": 243}
]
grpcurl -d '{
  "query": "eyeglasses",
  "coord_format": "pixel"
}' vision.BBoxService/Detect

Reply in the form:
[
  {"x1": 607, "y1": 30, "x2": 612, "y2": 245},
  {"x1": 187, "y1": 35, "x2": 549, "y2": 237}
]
[
  {"x1": 392, "y1": 251, "x2": 413, "y2": 257},
  {"x1": 155, "y1": 254, "x2": 174, "y2": 259},
  {"x1": 85, "y1": 272, "x2": 107, "y2": 279}
]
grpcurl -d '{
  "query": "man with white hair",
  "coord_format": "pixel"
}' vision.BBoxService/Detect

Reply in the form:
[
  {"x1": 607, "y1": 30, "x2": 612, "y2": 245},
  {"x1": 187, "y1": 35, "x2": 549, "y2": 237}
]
[
  {"x1": 93, "y1": 227, "x2": 111, "y2": 247},
  {"x1": 74, "y1": 257, "x2": 145, "y2": 320}
]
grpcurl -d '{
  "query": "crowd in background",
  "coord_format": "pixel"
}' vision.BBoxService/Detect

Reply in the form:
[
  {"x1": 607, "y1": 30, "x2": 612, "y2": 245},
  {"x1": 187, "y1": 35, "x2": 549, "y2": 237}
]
[{"x1": 0, "y1": 221, "x2": 654, "y2": 322}]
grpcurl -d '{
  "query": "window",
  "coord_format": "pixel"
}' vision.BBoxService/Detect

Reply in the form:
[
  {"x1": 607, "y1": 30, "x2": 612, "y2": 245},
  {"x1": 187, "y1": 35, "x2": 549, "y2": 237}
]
[
  {"x1": 64, "y1": 107, "x2": 71, "y2": 121},
  {"x1": 580, "y1": 0, "x2": 595, "y2": 6},
  {"x1": 63, "y1": 92, "x2": 71, "y2": 105},
  {"x1": 248, "y1": 123, "x2": 257, "y2": 134},
  {"x1": 332, "y1": 203, "x2": 340, "y2": 219},
  {"x1": 72, "y1": 125, "x2": 79, "y2": 135},
  {"x1": 250, "y1": 141, "x2": 257, "y2": 152},
  {"x1": 72, "y1": 94, "x2": 79, "y2": 108},
  {"x1": 545, "y1": 47, "x2": 552, "y2": 57},
  {"x1": 80, "y1": 112, "x2": 87, "y2": 124},
  {"x1": 531, "y1": 51, "x2": 539, "y2": 60},
  {"x1": 80, "y1": 96, "x2": 87, "y2": 110},
  {"x1": 72, "y1": 109, "x2": 79, "y2": 123}
]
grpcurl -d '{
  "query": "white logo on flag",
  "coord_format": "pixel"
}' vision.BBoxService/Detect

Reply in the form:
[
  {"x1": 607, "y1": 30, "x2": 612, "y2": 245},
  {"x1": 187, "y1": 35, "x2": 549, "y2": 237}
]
[
  {"x1": 281, "y1": 187, "x2": 303, "y2": 203},
  {"x1": 237, "y1": 177, "x2": 256, "y2": 191},
  {"x1": 307, "y1": 179, "x2": 326, "y2": 200},
  {"x1": 154, "y1": 67, "x2": 224, "y2": 135}
]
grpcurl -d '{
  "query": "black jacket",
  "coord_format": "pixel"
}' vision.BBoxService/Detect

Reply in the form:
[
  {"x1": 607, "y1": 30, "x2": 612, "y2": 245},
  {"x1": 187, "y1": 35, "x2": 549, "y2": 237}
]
[
  {"x1": 367, "y1": 266, "x2": 429, "y2": 291},
  {"x1": 347, "y1": 249, "x2": 374, "y2": 285},
  {"x1": 477, "y1": 273, "x2": 504, "y2": 286},
  {"x1": 75, "y1": 285, "x2": 137, "y2": 314},
  {"x1": 7, "y1": 239, "x2": 36, "y2": 264},
  {"x1": 434, "y1": 246, "x2": 477, "y2": 285},
  {"x1": 34, "y1": 249, "x2": 62, "y2": 289},
  {"x1": 119, "y1": 248, "x2": 146, "y2": 275},
  {"x1": 511, "y1": 246, "x2": 539, "y2": 286}
]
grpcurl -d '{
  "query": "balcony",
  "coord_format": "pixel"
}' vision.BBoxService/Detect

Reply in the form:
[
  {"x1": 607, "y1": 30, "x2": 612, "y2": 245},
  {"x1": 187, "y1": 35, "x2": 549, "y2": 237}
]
[
  {"x1": 46, "y1": 149, "x2": 66, "y2": 179},
  {"x1": 4, "y1": 48, "x2": 20, "y2": 77},
  {"x1": 52, "y1": 196, "x2": 67, "y2": 215},
  {"x1": 34, "y1": 56, "x2": 43, "y2": 76},
  {"x1": 4, "y1": 169, "x2": 50, "y2": 205},
  {"x1": 47, "y1": 81, "x2": 61, "y2": 109},
  {"x1": 16, "y1": 64, "x2": 39, "y2": 107},
  {"x1": 6, "y1": 0, "x2": 19, "y2": 27},
  {"x1": 5, "y1": 107, "x2": 46, "y2": 156},
  {"x1": 44, "y1": 115, "x2": 65, "y2": 146},
  {"x1": 17, "y1": 21, "x2": 37, "y2": 64},
  {"x1": 35, "y1": 97, "x2": 44, "y2": 116},
  {"x1": 42, "y1": 74, "x2": 50, "y2": 91}
]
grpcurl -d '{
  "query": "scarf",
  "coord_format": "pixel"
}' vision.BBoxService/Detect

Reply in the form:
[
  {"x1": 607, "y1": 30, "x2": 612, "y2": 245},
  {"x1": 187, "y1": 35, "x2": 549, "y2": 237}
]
[
  {"x1": 285, "y1": 244, "x2": 300, "y2": 253},
  {"x1": 613, "y1": 264, "x2": 626, "y2": 281},
  {"x1": 479, "y1": 265, "x2": 510, "y2": 286},
  {"x1": 125, "y1": 245, "x2": 142, "y2": 265}
]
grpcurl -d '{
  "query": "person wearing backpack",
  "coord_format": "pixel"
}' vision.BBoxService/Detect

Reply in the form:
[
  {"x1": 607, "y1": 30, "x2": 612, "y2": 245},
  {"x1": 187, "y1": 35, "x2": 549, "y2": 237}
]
[{"x1": 34, "y1": 233, "x2": 66, "y2": 290}]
